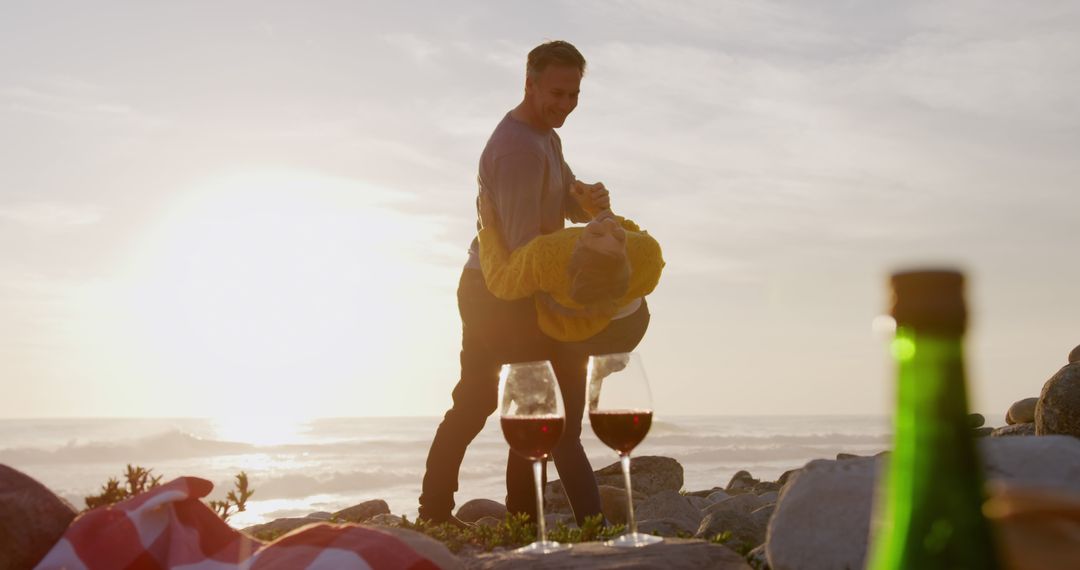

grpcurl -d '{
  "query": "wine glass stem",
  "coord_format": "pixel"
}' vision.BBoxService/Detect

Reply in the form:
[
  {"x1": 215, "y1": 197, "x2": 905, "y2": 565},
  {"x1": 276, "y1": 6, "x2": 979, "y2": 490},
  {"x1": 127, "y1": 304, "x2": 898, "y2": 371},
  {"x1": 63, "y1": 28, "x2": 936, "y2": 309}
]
[
  {"x1": 533, "y1": 458, "x2": 547, "y2": 543},
  {"x1": 620, "y1": 452, "x2": 636, "y2": 535}
]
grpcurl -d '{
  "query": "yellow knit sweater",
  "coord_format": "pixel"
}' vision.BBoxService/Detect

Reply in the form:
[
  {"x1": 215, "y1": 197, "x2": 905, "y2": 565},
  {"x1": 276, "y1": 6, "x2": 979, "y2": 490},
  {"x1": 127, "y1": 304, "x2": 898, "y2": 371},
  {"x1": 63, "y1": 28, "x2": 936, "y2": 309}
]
[{"x1": 478, "y1": 217, "x2": 664, "y2": 342}]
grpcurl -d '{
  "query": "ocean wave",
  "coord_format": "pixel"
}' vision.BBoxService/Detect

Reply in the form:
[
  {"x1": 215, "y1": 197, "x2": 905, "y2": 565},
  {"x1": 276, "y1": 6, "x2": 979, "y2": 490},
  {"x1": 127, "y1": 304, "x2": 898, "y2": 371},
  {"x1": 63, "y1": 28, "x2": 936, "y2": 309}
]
[{"x1": 0, "y1": 429, "x2": 255, "y2": 464}]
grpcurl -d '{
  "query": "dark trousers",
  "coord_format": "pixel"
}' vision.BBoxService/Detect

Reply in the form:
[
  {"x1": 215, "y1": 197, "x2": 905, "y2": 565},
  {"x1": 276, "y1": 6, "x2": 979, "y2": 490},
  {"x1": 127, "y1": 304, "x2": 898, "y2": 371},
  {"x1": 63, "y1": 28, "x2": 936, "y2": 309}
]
[{"x1": 419, "y1": 268, "x2": 649, "y2": 525}]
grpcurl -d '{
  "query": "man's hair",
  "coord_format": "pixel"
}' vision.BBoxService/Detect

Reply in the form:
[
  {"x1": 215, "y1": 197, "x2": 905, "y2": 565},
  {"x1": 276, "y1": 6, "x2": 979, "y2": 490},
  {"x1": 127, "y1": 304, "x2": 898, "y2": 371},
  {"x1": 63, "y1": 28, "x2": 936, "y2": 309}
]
[
  {"x1": 567, "y1": 245, "x2": 629, "y2": 309},
  {"x1": 527, "y1": 40, "x2": 587, "y2": 78}
]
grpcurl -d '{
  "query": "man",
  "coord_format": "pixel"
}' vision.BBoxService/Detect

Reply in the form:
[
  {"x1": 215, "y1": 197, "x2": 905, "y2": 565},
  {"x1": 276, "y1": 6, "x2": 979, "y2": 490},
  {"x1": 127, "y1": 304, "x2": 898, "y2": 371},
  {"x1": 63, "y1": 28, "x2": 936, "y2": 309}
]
[{"x1": 418, "y1": 40, "x2": 610, "y2": 528}]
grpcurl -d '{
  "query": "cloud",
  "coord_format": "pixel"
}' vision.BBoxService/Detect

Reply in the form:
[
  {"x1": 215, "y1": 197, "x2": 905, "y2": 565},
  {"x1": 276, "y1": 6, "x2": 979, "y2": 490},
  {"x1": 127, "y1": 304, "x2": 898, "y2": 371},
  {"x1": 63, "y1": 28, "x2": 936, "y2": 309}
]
[
  {"x1": 0, "y1": 84, "x2": 167, "y2": 128},
  {"x1": 0, "y1": 202, "x2": 104, "y2": 228}
]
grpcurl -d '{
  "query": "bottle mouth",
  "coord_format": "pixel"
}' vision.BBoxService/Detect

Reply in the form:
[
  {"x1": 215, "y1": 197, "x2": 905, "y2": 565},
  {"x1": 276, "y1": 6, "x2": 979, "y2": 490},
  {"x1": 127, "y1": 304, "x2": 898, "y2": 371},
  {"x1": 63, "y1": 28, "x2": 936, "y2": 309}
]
[{"x1": 890, "y1": 269, "x2": 967, "y2": 333}]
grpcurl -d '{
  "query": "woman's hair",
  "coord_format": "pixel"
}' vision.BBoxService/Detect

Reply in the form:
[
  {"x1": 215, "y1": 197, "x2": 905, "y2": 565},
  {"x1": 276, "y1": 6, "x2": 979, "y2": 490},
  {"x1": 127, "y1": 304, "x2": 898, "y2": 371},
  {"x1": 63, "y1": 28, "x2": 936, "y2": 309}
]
[{"x1": 567, "y1": 244, "x2": 630, "y2": 309}]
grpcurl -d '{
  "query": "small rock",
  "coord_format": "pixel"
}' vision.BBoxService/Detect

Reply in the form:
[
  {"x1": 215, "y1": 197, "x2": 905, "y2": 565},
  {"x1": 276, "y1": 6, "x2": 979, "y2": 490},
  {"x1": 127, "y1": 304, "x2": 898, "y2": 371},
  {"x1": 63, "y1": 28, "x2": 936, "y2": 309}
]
[
  {"x1": 684, "y1": 487, "x2": 723, "y2": 498},
  {"x1": 752, "y1": 481, "x2": 781, "y2": 494},
  {"x1": 0, "y1": 465, "x2": 78, "y2": 570},
  {"x1": 968, "y1": 413, "x2": 986, "y2": 428},
  {"x1": 547, "y1": 455, "x2": 683, "y2": 503},
  {"x1": 1069, "y1": 344, "x2": 1080, "y2": 363},
  {"x1": 456, "y1": 498, "x2": 507, "y2": 523},
  {"x1": 992, "y1": 423, "x2": 1036, "y2": 437},
  {"x1": 633, "y1": 490, "x2": 704, "y2": 535},
  {"x1": 705, "y1": 490, "x2": 731, "y2": 504},
  {"x1": 747, "y1": 544, "x2": 771, "y2": 570},
  {"x1": 704, "y1": 493, "x2": 763, "y2": 517},
  {"x1": 973, "y1": 426, "x2": 994, "y2": 438},
  {"x1": 332, "y1": 499, "x2": 390, "y2": 523},
  {"x1": 696, "y1": 508, "x2": 766, "y2": 549},
  {"x1": 637, "y1": 518, "x2": 694, "y2": 537},
  {"x1": 367, "y1": 513, "x2": 405, "y2": 527},
  {"x1": 726, "y1": 470, "x2": 758, "y2": 493},
  {"x1": 757, "y1": 491, "x2": 779, "y2": 505},
  {"x1": 1007, "y1": 398, "x2": 1038, "y2": 425},
  {"x1": 1036, "y1": 363, "x2": 1080, "y2": 437}
]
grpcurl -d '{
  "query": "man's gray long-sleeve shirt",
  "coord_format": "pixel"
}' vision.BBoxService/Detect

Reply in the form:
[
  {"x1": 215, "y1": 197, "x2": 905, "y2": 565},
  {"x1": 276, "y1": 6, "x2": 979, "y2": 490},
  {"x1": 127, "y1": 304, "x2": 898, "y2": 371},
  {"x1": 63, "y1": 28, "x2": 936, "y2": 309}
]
[{"x1": 465, "y1": 112, "x2": 589, "y2": 270}]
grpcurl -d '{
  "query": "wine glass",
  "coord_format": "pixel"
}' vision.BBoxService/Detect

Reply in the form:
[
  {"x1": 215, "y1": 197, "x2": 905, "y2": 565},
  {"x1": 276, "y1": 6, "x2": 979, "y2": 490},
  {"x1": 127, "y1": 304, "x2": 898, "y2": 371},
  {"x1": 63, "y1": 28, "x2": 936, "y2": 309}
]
[
  {"x1": 587, "y1": 352, "x2": 663, "y2": 547},
  {"x1": 499, "y1": 360, "x2": 571, "y2": 554}
]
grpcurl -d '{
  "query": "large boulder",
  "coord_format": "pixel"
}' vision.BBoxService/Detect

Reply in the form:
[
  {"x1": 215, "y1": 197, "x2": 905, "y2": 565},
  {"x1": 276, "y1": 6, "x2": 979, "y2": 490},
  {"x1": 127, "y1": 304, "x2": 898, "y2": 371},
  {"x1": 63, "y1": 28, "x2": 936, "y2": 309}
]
[
  {"x1": 766, "y1": 436, "x2": 1080, "y2": 570},
  {"x1": 633, "y1": 490, "x2": 704, "y2": 535},
  {"x1": 332, "y1": 499, "x2": 390, "y2": 523},
  {"x1": 1036, "y1": 363, "x2": 1080, "y2": 437},
  {"x1": 1007, "y1": 397, "x2": 1038, "y2": 425},
  {"x1": 703, "y1": 492, "x2": 765, "y2": 517},
  {"x1": 0, "y1": 465, "x2": 78, "y2": 570},
  {"x1": 546, "y1": 456, "x2": 683, "y2": 505},
  {"x1": 464, "y1": 537, "x2": 752, "y2": 569},
  {"x1": 455, "y1": 498, "x2": 506, "y2": 523},
  {"x1": 1069, "y1": 344, "x2": 1080, "y2": 364}
]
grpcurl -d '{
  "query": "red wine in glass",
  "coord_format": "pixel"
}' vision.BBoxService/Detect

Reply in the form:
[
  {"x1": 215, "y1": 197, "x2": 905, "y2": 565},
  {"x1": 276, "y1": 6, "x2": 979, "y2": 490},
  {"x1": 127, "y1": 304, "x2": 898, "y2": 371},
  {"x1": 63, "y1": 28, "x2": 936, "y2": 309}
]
[
  {"x1": 501, "y1": 415, "x2": 565, "y2": 460},
  {"x1": 589, "y1": 409, "x2": 652, "y2": 454}
]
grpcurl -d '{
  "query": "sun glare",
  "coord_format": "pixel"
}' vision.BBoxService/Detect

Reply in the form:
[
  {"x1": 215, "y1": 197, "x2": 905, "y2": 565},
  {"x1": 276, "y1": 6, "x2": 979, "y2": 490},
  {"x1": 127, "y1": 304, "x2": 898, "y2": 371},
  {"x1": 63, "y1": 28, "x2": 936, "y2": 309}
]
[{"x1": 114, "y1": 168, "x2": 458, "y2": 416}]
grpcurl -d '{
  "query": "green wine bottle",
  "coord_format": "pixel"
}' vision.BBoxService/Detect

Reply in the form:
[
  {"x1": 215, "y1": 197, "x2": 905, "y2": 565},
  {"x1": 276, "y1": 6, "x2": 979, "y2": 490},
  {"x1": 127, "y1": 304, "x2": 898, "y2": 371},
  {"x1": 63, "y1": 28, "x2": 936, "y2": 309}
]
[{"x1": 866, "y1": 270, "x2": 1001, "y2": 570}]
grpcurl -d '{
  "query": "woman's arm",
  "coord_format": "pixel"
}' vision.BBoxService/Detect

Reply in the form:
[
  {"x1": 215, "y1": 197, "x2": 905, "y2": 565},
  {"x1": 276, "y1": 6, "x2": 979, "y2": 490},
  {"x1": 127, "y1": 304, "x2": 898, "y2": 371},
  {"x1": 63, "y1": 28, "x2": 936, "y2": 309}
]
[{"x1": 477, "y1": 191, "x2": 570, "y2": 300}]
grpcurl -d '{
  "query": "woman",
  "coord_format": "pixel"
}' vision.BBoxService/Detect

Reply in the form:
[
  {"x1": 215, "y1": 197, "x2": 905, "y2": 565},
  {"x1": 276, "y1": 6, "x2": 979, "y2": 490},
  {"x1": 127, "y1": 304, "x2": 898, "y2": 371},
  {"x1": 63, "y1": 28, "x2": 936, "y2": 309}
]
[{"x1": 477, "y1": 191, "x2": 664, "y2": 350}]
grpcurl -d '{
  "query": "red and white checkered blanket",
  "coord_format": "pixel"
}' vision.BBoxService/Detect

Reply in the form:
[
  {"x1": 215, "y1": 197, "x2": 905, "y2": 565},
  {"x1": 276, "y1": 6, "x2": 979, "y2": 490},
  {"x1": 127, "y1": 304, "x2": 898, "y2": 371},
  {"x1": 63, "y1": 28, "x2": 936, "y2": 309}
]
[{"x1": 34, "y1": 476, "x2": 441, "y2": 569}]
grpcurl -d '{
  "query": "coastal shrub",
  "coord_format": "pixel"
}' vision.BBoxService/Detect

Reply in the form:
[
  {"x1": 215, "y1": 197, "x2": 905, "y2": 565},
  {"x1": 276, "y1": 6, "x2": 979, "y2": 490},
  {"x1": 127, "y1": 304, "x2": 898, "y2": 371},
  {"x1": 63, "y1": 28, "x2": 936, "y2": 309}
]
[
  {"x1": 400, "y1": 513, "x2": 626, "y2": 553},
  {"x1": 83, "y1": 465, "x2": 254, "y2": 522}
]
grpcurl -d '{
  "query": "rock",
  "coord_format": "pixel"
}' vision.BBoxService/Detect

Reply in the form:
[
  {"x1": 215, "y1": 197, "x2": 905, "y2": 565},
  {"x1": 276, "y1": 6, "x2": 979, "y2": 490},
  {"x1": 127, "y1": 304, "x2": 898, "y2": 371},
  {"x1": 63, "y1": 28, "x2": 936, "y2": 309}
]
[
  {"x1": 597, "y1": 484, "x2": 645, "y2": 526},
  {"x1": 367, "y1": 513, "x2": 406, "y2": 527},
  {"x1": 685, "y1": 495, "x2": 711, "y2": 511},
  {"x1": 332, "y1": 499, "x2": 390, "y2": 523},
  {"x1": 475, "y1": 516, "x2": 502, "y2": 528},
  {"x1": 306, "y1": 511, "x2": 332, "y2": 520},
  {"x1": 776, "y1": 469, "x2": 800, "y2": 487},
  {"x1": 243, "y1": 517, "x2": 319, "y2": 537},
  {"x1": 992, "y1": 423, "x2": 1036, "y2": 437},
  {"x1": 726, "y1": 470, "x2": 758, "y2": 493},
  {"x1": 637, "y1": 518, "x2": 694, "y2": 537},
  {"x1": 765, "y1": 436, "x2": 1080, "y2": 570},
  {"x1": 456, "y1": 498, "x2": 507, "y2": 523},
  {"x1": 684, "y1": 487, "x2": 723, "y2": 498},
  {"x1": 752, "y1": 481, "x2": 781, "y2": 494},
  {"x1": 973, "y1": 426, "x2": 994, "y2": 438},
  {"x1": 463, "y1": 537, "x2": 751, "y2": 569},
  {"x1": 704, "y1": 492, "x2": 764, "y2": 517},
  {"x1": 696, "y1": 508, "x2": 766, "y2": 549},
  {"x1": 1070, "y1": 344, "x2": 1080, "y2": 363},
  {"x1": 373, "y1": 525, "x2": 465, "y2": 570},
  {"x1": 757, "y1": 491, "x2": 779, "y2": 505},
  {"x1": 0, "y1": 465, "x2": 78, "y2": 570},
  {"x1": 1007, "y1": 397, "x2": 1038, "y2": 425},
  {"x1": 751, "y1": 504, "x2": 775, "y2": 529},
  {"x1": 1036, "y1": 363, "x2": 1080, "y2": 437},
  {"x1": 836, "y1": 453, "x2": 861, "y2": 460},
  {"x1": 546, "y1": 456, "x2": 682, "y2": 508},
  {"x1": 968, "y1": 413, "x2": 986, "y2": 428},
  {"x1": 633, "y1": 490, "x2": 704, "y2": 535},
  {"x1": 595, "y1": 456, "x2": 684, "y2": 496},
  {"x1": 705, "y1": 490, "x2": 730, "y2": 504},
  {"x1": 747, "y1": 544, "x2": 771, "y2": 570}
]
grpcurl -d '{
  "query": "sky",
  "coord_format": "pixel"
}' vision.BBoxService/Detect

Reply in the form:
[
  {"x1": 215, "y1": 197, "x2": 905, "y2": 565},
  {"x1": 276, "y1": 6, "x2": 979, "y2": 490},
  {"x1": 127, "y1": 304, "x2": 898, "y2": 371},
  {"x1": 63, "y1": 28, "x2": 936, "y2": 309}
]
[{"x1": 2, "y1": 1, "x2": 1078, "y2": 419}]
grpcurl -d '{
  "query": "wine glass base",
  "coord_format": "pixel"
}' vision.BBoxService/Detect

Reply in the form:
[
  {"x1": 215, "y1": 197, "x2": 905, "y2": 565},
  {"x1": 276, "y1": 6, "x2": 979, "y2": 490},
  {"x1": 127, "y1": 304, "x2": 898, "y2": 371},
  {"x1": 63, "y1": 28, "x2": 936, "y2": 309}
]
[
  {"x1": 515, "y1": 540, "x2": 571, "y2": 554},
  {"x1": 604, "y1": 532, "x2": 664, "y2": 548}
]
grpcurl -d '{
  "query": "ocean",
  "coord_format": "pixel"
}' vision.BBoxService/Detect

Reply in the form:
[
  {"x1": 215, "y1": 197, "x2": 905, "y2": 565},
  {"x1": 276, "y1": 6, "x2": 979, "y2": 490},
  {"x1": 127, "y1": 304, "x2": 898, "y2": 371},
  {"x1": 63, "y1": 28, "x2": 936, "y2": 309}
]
[{"x1": 0, "y1": 415, "x2": 896, "y2": 528}]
